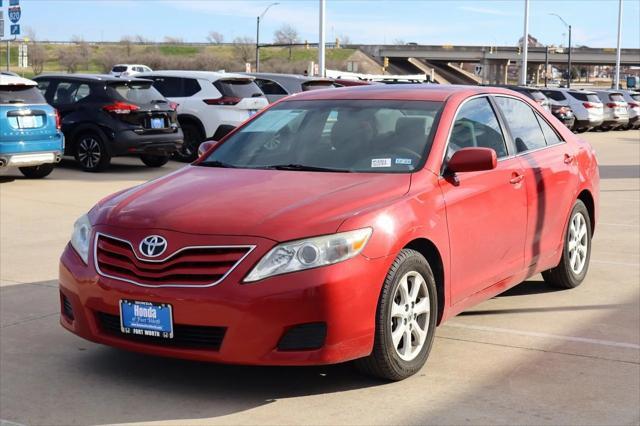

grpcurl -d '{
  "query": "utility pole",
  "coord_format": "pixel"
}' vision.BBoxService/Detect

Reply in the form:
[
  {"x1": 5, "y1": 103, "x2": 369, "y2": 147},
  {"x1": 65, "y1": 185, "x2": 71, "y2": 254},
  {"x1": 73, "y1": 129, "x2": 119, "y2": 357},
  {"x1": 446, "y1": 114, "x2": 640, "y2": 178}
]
[
  {"x1": 614, "y1": 0, "x2": 623, "y2": 89},
  {"x1": 255, "y1": 3, "x2": 279, "y2": 73},
  {"x1": 550, "y1": 13, "x2": 572, "y2": 88},
  {"x1": 544, "y1": 47, "x2": 549, "y2": 87},
  {"x1": 519, "y1": 0, "x2": 529, "y2": 85},
  {"x1": 318, "y1": 0, "x2": 326, "y2": 77}
]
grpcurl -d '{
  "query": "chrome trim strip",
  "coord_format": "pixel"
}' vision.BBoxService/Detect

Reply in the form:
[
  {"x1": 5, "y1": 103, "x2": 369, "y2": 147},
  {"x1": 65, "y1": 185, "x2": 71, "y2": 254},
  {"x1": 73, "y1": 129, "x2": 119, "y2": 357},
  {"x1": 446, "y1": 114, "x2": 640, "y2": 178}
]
[{"x1": 94, "y1": 231, "x2": 256, "y2": 288}]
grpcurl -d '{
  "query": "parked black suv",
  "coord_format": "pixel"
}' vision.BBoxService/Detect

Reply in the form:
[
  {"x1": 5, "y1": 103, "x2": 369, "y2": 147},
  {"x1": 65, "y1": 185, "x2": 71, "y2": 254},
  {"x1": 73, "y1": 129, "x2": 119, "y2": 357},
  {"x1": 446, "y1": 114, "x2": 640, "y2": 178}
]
[{"x1": 33, "y1": 74, "x2": 183, "y2": 172}]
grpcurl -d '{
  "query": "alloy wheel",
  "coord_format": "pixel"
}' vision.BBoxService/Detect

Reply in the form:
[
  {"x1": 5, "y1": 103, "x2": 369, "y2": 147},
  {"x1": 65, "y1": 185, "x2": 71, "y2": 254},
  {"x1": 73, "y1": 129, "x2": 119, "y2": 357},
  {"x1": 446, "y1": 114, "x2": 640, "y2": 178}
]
[
  {"x1": 390, "y1": 271, "x2": 430, "y2": 361},
  {"x1": 78, "y1": 137, "x2": 101, "y2": 169},
  {"x1": 568, "y1": 212, "x2": 588, "y2": 274}
]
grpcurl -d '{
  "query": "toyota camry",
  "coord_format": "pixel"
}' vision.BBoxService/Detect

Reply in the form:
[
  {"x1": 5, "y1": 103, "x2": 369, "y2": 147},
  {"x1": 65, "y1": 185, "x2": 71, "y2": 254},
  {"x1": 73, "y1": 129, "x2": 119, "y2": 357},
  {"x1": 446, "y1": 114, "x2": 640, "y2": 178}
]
[{"x1": 59, "y1": 84, "x2": 599, "y2": 380}]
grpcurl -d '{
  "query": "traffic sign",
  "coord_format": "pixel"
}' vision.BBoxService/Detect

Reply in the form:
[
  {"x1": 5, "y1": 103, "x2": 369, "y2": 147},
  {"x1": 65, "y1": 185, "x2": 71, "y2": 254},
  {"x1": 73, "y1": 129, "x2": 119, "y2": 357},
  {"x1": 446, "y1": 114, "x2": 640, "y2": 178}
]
[
  {"x1": 11, "y1": 24, "x2": 19, "y2": 35},
  {"x1": 474, "y1": 65, "x2": 484, "y2": 76},
  {"x1": 8, "y1": 6, "x2": 21, "y2": 24}
]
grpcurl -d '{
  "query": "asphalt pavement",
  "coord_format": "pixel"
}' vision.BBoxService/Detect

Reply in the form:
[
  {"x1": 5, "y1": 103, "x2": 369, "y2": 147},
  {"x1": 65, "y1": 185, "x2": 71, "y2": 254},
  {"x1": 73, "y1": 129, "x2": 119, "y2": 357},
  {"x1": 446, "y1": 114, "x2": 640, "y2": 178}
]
[{"x1": 1, "y1": 130, "x2": 638, "y2": 425}]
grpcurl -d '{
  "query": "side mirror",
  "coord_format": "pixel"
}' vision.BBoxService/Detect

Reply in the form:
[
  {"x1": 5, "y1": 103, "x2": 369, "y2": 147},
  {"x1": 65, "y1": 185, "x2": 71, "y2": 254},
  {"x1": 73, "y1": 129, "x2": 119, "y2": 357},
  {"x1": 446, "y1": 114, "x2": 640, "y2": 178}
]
[
  {"x1": 198, "y1": 140, "x2": 219, "y2": 157},
  {"x1": 447, "y1": 147, "x2": 497, "y2": 173}
]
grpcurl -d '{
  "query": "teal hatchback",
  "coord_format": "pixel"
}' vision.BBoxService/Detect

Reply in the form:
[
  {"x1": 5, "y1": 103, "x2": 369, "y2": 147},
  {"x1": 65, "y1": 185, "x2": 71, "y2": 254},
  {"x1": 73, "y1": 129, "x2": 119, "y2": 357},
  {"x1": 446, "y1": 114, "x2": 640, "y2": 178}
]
[{"x1": 0, "y1": 75, "x2": 64, "y2": 178}]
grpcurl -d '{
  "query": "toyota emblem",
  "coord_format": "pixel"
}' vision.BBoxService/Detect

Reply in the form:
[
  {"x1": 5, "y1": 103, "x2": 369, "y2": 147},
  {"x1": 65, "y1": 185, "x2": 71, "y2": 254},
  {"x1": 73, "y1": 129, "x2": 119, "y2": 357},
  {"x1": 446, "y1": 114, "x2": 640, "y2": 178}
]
[{"x1": 139, "y1": 235, "x2": 168, "y2": 258}]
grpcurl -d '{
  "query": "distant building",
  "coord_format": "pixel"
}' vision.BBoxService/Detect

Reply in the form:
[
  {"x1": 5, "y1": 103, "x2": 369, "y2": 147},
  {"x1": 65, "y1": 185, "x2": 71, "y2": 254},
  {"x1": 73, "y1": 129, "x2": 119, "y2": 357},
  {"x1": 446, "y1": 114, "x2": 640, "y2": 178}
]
[{"x1": 518, "y1": 34, "x2": 544, "y2": 47}]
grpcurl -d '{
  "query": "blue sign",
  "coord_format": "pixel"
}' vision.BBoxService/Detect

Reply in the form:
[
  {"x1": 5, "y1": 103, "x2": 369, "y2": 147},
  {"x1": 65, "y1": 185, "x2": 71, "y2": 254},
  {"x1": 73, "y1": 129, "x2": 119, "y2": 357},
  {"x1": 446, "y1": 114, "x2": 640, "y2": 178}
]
[
  {"x1": 9, "y1": 0, "x2": 19, "y2": 5},
  {"x1": 10, "y1": 24, "x2": 19, "y2": 35},
  {"x1": 8, "y1": 6, "x2": 21, "y2": 23}
]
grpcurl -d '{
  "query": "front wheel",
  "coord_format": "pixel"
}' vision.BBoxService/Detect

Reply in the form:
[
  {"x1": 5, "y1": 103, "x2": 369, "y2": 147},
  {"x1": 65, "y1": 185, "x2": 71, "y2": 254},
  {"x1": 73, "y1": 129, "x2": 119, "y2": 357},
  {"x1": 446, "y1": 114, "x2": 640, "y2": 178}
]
[
  {"x1": 355, "y1": 249, "x2": 437, "y2": 381},
  {"x1": 19, "y1": 163, "x2": 54, "y2": 179},
  {"x1": 542, "y1": 199, "x2": 592, "y2": 289},
  {"x1": 140, "y1": 154, "x2": 170, "y2": 167}
]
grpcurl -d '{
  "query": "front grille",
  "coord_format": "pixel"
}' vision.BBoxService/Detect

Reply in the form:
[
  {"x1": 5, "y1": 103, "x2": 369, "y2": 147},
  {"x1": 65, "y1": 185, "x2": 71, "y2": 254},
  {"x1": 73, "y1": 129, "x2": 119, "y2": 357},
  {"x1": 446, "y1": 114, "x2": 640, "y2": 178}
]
[
  {"x1": 95, "y1": 234, "x2": 252, "y2": 287},
  {"x1": 96, "y1": 312, "x2": 226, "y2": 350}
]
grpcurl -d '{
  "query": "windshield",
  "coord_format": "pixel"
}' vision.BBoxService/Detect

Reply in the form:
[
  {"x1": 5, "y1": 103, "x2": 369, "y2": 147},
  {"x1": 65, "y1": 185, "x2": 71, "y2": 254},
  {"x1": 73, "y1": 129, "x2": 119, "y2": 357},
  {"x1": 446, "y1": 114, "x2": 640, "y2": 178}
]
[
  {"x1": 201, "y1": 99, "x2": 442, "y2": 173},
  {"x1": 107, "y1": 82, "x2": 165, "y2": 105}
]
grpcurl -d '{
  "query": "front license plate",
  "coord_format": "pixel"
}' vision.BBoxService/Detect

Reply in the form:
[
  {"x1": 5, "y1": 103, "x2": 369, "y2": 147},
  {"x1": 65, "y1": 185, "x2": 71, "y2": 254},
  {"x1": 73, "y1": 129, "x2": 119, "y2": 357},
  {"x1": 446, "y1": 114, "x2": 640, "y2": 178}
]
[
  {"x1": 17, "y1": 115, "x2": 37, "y2": 128},
  {"x1": 150, "y1": 117, "x2": 165, "y2": 129},
  {"x1": 120, "y1": 300, "x2": 173, "y2": 338}
]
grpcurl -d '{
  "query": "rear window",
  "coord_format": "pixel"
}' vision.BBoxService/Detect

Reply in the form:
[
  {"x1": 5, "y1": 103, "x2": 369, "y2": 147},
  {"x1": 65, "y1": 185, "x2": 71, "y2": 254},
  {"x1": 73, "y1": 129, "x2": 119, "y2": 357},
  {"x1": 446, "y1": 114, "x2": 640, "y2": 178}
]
[
  {"x1": 632, "y1": 94, "x2": 640, "y2": 101},
  {"x1": 541, "y1": 90, "x2": 566, "y2": 101},
  {"x1": 112, "y1": 66, "x2": 128, "y2": 72},
  {"x1": 0, "y1": 85, "x2": 46, "y2": 104},
  {"x1": 568, "y1": 92, "x2": 600, "y2": 103},
  {"x1": 214, "y1": 79, "x2": 263, "y2": 99},
  {"x1": 302, "y1": 81, "x2": 335, "y2": 91},
  {"x1": 609, "y1": 93, "x2": 625, "y2": 102},
  {"x1": 528, "y1": 90, "x2": 547, "y2": 102},
  {"x1": 107, "y1": 82, "x2": 165, "y2": 105}
]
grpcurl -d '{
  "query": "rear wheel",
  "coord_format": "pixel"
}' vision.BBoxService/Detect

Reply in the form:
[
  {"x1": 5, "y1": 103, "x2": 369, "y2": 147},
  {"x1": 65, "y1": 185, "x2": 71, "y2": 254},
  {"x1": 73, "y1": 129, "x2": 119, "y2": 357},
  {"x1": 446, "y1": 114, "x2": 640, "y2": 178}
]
[
  {"x1": 74, "y1": 131, "x2": 111, "y2": 172},
  {"x1": 140, "y1": 154, "x2": 170, "y2": 167},
  {"x1": 19, "y1": 163, "x2": 54, "y2": 179},
  {"x1": 174, "y1": 122, "x2": 203, "y2": 162},
  {"x1": 355, "y1": 249, "x2": 437, "y2": 381},
  {"x1": 542, "y1": 200, "x2": 592, "y2": 289}
]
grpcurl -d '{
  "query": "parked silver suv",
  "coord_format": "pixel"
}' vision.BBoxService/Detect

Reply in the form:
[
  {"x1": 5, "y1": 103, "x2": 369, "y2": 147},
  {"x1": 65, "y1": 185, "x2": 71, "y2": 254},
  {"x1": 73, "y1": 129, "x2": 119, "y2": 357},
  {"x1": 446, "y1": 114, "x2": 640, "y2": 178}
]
[
  {"x1": 620, "y1": 90, "x2": 639, "y2": 129},
  {"x1": 593, "y1": 90, "x2": 629, "y2": 130},
  {"x1": 541, "y1": 88, "x2": 603, "y2": 133}
]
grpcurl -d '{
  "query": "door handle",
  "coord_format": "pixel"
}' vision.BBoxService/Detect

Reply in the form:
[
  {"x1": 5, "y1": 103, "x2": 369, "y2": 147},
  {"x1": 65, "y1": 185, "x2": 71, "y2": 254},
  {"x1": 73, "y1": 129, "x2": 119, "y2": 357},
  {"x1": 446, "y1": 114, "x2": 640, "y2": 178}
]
[
  {"x1": 564, "y1": 154, "x2": 574, "y2": 164},
  {"x1": 509, "y1": 173, "x2": 524, "y2": 184}
]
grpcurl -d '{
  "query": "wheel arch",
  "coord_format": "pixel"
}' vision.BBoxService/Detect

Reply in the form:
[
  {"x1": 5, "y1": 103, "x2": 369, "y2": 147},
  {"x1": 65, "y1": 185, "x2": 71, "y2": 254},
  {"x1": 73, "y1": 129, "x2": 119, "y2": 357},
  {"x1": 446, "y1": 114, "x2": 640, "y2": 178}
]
[
  {"x1": 177, "y1": 114, "x2": 206, "y2": 139},
  {"x1": 68, "y1": 124, "x2": 111, "y2": 155},
  {"x1": 577, "y1": 189, "x2": 596, "y2": 235},
  {"x1": 403, "y1": 238, "x2": 445, "y2": 325}
]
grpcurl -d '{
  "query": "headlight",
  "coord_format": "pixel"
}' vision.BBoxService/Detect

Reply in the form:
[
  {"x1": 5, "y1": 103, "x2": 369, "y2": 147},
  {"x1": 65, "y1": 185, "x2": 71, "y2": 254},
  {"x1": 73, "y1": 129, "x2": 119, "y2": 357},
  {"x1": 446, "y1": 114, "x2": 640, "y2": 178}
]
[
  {"x1": 70, "y1": 214, "x2": 92, "y2": 264},
  {"x1": 244, "y1": 228, "x2": 372, "y2": 282}
]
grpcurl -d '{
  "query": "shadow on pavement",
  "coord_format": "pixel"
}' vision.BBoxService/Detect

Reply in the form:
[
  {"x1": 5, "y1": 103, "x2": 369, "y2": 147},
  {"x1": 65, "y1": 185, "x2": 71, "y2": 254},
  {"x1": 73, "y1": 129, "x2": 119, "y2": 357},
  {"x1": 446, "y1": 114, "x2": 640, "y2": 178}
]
[{"x1": 599, "y1": 164, "x2": 640, "y2": 180}]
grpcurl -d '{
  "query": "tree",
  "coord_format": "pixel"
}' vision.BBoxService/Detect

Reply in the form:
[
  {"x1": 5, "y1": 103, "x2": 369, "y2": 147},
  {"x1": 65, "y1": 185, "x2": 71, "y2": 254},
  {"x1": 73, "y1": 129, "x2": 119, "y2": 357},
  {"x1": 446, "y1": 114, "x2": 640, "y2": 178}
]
[
  {"x1": 207, "y1": 31, "x2": 224, "y2": 44},
  {"x1": 233, "y1": 36, "x2": 255, "y2": 65},
  {"x1": 71, "y1": 35, "x2": 91, "y2": 70},
  {"x1": 338, "y1": 34, "x2": 351, "y2": 46},
  {"x1": 273, "y1": 24, "x2": 300, "y2": 60},
  {"x1": 163, "y1": 36, "x2": 184, "y2": 44},
  {"x1": 58, "y1": 47, "x2": 82, "y2": 73},
  {"x1": 120, "y1": 35, "x2": 134, "y2": 57},
  {"x1": 30, "y1": 44, "x2": 46, "y2": 75}
]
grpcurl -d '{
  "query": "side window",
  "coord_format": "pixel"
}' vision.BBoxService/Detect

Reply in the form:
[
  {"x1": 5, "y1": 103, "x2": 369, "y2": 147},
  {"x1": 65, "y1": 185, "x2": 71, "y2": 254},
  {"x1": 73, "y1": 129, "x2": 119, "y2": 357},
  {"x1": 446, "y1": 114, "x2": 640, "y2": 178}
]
[
  {"x1": 495, "y1": 97, "x2": 547, "y2": 153},
  {"x1": 52, "y1": 82, "x2": 78, "y2": 105},
  {"x1": 74, "y1": 84, "x2": 91, "y2": 102},
  {"x1": 148, "y1": 76, "x2": 182, "y2": 98},
  {"x1": 446, "y1": 97, "x2": 508, "y2": 163},
  {"x1": 255, "y1": 79, "x2": 287, "y2": 95},
  {"x1": 536, "y1": 115, "x2": 563, "y2": 146},
  {"x1": 541, "y1": 90, "x2": 566, "y2": 101},
  {"x1": 182, "y1": 78, "x2": 201, "y2": 97},
  {"x1": 36, "y1": 80, "x2": 50, "y2": 96}
]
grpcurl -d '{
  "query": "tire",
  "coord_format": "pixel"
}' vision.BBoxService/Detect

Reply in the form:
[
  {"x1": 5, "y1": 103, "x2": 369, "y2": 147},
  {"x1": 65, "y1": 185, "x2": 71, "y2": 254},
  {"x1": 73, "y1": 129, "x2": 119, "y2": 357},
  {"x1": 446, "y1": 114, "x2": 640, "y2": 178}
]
[
  {"x1": 140, "y1": 154, "x2": 170, "y2": 167},
  {"x1": 354, "y1": 249, "x2": 438, "y2": 381},
  {"x1": 19, "y1": 163, "x2": 54, "y2": 179},
  {"x1": 74, "y1": 131, "x2": 111, "y2": 172},
  {"x1": 174, "y1": 122, "x2": 203, "y2": 162},
  {"x1": 542, "y1": 200, "x2": 592, "y2": 289}
]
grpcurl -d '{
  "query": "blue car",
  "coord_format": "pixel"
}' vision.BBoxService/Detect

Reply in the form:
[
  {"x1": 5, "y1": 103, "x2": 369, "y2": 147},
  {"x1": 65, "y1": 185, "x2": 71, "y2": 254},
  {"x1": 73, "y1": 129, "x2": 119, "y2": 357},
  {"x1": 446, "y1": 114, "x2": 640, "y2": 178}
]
[{"x1": 1, "y1": 75, "x2": 64, "y2": 178}]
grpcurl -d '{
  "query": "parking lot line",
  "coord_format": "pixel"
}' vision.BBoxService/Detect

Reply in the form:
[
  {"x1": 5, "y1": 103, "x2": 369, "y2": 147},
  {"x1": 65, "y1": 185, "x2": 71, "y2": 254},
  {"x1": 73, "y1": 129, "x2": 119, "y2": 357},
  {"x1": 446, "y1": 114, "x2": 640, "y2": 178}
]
[
  {"x1": 592, "y1": 259, "x2": 640, "y2": 267},
  {"x1": 598, "y1": 222, "x2": 640, "y2": 227},
  {"x1": 443, "y1": 323, "x2": 640, "y2": 350}
]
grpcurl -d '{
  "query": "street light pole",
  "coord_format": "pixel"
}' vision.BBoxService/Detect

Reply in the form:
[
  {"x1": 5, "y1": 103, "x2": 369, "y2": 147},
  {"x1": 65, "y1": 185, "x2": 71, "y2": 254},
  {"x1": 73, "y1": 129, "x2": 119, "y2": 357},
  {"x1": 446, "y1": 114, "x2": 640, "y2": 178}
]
[
  {"x1": 545, "y1": 46, "x2": 549, "y2": 87},
  {"x1": 550, "y1": 13, "x2": 572, "y2": 88},
  {"x1": 614, "y1": 0, "x2": 623, "y2": 89},
  {"x1": 255, "y1": 2, "x2": 279, "y2": 73},
  {"x1": 519, "y1": 0, "x2": 529, "y2": 86},
  {"x1": 318, "y1": 0, "x2": 326, "y2": 77}
]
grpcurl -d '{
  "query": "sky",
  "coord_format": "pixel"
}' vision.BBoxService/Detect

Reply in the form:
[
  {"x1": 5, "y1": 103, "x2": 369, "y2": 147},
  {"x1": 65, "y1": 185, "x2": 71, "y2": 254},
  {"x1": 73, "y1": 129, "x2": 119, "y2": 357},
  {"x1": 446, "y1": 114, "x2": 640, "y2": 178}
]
[{"x1": 9, "y1": 0, "x2": 640, "y2": 48}]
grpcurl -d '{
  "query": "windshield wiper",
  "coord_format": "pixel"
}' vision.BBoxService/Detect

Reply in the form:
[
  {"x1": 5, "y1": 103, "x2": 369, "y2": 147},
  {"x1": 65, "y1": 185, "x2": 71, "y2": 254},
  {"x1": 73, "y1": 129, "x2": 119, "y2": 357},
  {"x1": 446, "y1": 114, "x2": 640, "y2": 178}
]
[
  {"x1": 266, "y1": 164, "x2": 351, "y2": 173},
  {"x1": 198, "y1": 160, "x2": 237, "y2": 168}
]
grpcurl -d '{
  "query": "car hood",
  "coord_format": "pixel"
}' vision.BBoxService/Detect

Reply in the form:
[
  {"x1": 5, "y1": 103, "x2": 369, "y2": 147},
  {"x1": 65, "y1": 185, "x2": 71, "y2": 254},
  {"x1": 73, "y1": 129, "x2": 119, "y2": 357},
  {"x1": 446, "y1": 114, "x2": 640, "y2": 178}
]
[{"x1": 93, "y1": 165, "x2": 411, "y2": 241}]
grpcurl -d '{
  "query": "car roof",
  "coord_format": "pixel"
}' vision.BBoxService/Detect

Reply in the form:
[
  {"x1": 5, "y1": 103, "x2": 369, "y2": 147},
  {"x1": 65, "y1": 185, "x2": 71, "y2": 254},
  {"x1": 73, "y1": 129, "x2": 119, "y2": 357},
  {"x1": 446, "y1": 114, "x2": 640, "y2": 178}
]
[
  {"x1": 136, "y1": 70, "x2": 252, "y2": 81},
  {"x1": 283, "y1": 84, "x2": 520, "y2": 102},
  {"x1": 246, "y1": 72, "x2": 332, "y2": 82},
  {"x1": 113, "y1": 64, "x2": 149, "y2": 67},
  {"x1": 33, "y1": 73, "x2": 150, "y2": 83},
  {"x1": 0, "y1": 75, "x2": 37, "y2": 86}
]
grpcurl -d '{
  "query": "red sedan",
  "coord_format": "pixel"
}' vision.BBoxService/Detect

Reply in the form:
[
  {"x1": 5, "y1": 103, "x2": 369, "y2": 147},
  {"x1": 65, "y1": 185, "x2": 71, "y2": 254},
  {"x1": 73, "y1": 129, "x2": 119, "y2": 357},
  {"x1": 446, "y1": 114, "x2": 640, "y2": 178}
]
[{"x1": 59, "y1": 85, "x2": 599, "y2": 381}]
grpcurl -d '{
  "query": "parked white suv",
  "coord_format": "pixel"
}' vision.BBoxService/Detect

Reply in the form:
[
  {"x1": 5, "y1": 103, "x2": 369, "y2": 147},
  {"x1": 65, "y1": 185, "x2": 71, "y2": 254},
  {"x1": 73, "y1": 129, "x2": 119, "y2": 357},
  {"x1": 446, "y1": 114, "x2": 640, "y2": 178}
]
[
  {"x1": 593, "y1": 90, "x2": 630, "y2": 130},
  {"x1": 621, "y1": 90, "x2": 640, "y2": 129},
  {"x1": 541, "y1": 88, "x2": 603, "y2": 133},
  {"x1": 138, "y1": 71, "x2": 268, "y2": 161},
  {"x1": 109, "y1": 64, "x2": 153, "y2": 77}
]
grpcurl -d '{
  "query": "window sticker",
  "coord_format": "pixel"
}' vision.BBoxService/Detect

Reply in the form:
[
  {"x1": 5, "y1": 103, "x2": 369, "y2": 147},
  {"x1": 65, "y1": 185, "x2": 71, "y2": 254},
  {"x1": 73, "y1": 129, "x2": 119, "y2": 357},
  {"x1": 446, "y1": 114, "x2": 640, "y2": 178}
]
[
  {"x1": 395, "y1": 158, "x2": 412, "y2": 165},
  {"x1": 371, "y1": 158, "x2": 391, "y2": 168}
]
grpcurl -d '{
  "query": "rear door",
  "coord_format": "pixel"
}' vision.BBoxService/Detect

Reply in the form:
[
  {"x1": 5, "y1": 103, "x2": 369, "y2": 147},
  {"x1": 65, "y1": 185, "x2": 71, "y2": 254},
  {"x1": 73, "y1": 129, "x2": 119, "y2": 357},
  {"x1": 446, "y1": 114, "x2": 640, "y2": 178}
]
[
  {"x1": 439, "y1": 96, "x2": 528, "y2": 304},
  {"x1": 494, "y1": 95, "x2": 580, "y2": 271}
]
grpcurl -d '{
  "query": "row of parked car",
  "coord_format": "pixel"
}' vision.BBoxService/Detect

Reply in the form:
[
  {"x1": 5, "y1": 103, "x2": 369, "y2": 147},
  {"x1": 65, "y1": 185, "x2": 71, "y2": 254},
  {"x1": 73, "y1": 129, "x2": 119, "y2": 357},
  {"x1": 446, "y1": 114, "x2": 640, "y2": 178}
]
[
  {"x1": 1, "y1": 68, "x2": 638, "y2": 178},
  {"x1": 502, "y1": 85, "x2": 640, "y2": 133}
]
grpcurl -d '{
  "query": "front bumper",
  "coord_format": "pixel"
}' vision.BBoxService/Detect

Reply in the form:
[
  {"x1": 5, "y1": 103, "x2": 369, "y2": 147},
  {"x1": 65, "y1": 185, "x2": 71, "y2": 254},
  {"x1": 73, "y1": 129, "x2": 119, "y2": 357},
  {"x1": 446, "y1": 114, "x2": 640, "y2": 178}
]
[{"x1": 59, "y1": 230, "x2": 392, "y2": 366}]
